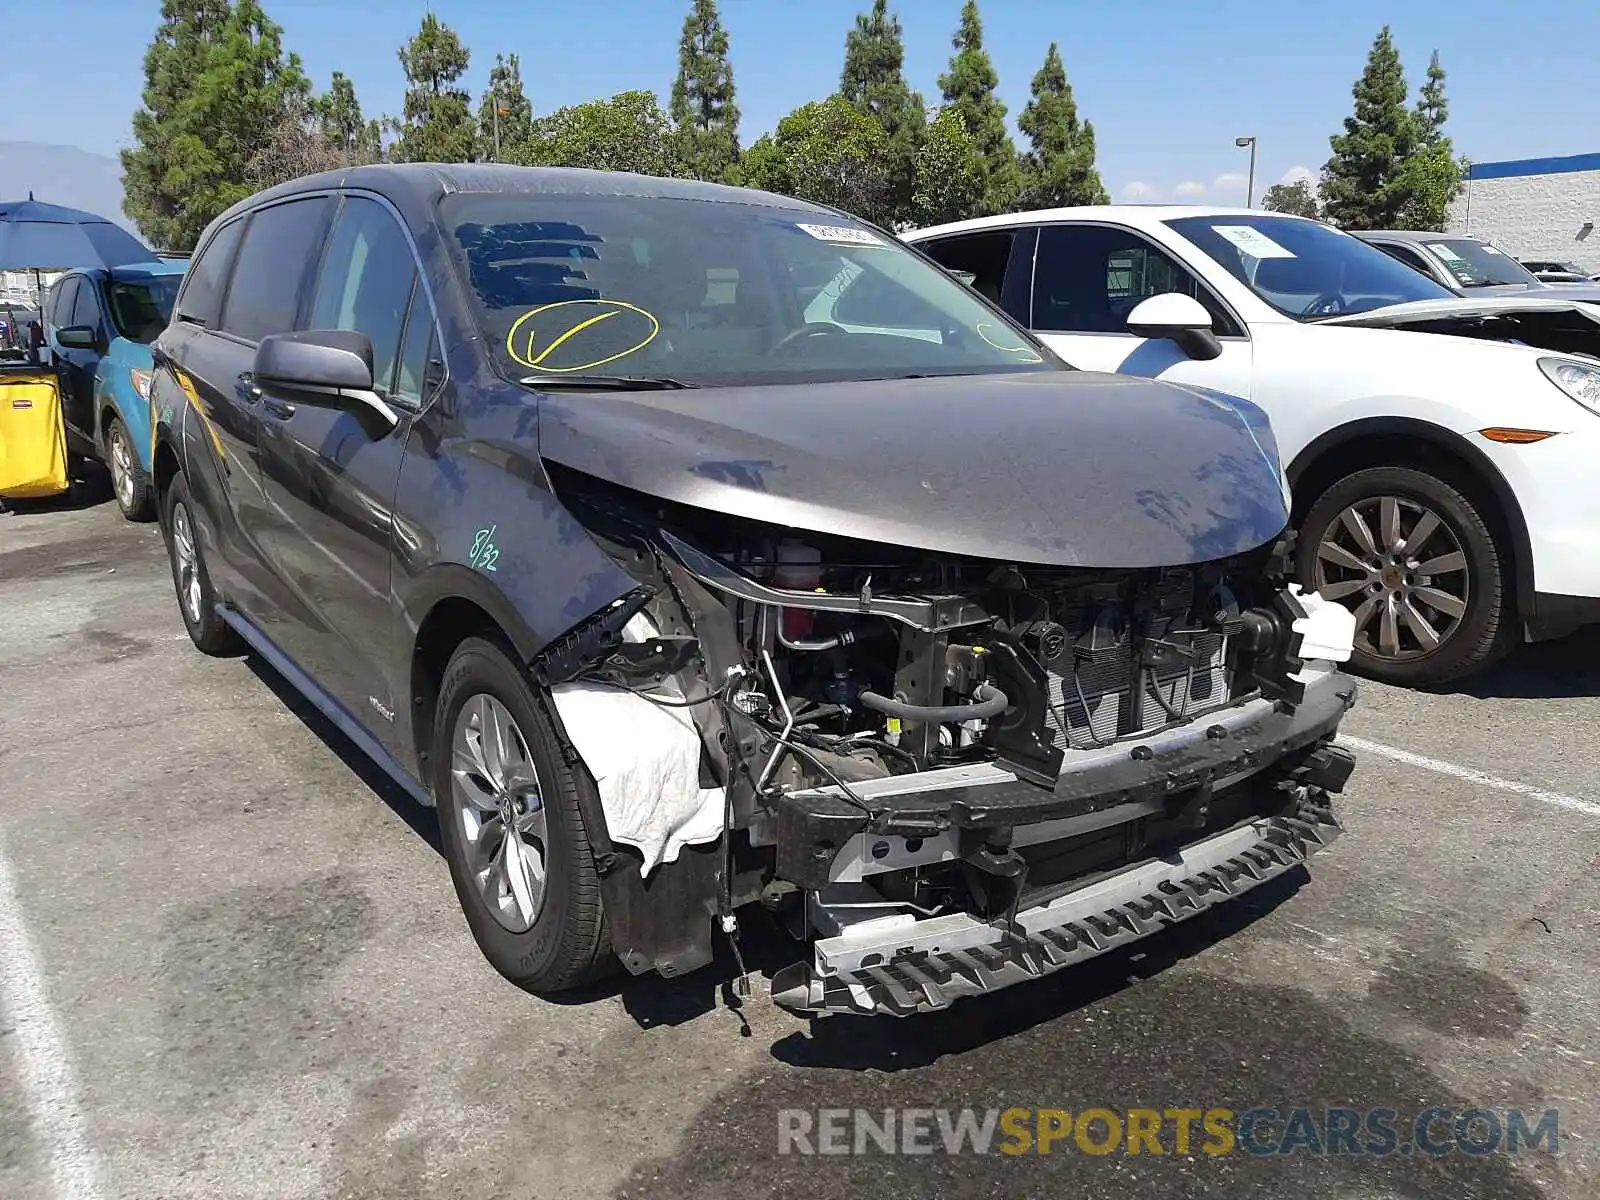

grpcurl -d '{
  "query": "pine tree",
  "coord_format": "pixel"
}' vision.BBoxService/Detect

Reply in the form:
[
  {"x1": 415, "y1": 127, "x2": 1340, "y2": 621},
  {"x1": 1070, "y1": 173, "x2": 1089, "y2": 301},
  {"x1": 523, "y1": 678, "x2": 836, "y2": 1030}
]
[
  {"x1": 1397, "y1": 49, "x2": 1461, "y2": 230},
  {"x1": 669, "y1": 0, "x2": 740, "y2": 181},
  {"x1": 478, "y1": 53, "x2": 534, "y2": 161},
  {"x1": 937, "y1": 0, "x2": 1019, "y2": 214},
  {"x1": 317, "y1": 71, "x2": 380, "y2": 159},
  {"x1": 1318, "y1": 26, "x2": 1419, "y2": 229},
  {"x1": 391, "y1": 14, "x2": 475, "y2": 164},
  {"x1": 1414, "y1": 50, "x2": 1448, "y2": 143},
  {"x1": 840, "y1": 0, "x2": 924, "y2": 225},
  {"x1": 1015, "y1": 42, "x2": 1106, "y2": 209},
  {"x1": 121, "y1": 0, "x2": 309, "y2": 249}
]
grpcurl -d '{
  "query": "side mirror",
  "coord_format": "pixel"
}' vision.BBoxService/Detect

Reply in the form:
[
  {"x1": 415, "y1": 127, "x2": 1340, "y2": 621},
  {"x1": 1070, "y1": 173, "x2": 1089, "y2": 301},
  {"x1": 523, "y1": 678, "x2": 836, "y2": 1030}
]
[
  {"x1": 253, "y1": 330, "x2": 398, "y2": 427},
  {"x1": 1125, "y1": 292, "x2": 1223, "y2": 362},
  {"x1": 55, "y1": 325, "x2": 97, "y2": 351}
]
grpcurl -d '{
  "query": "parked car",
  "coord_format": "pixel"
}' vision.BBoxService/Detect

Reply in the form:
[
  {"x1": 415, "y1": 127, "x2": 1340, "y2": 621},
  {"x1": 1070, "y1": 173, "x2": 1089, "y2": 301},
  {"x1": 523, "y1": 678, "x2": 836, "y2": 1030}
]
[
  {"x1": 1353, "y1": 230, "x2": 1600, "y2": 303},
  {"x1": 147, "y1": 165, "x2": 1358, "y2": 1016},
  {"x1": 44, "y1": 260, "x2": 186, "y2": 519},
  {"x1": 1518, "y1": 258, "x2": 1599, "y2": 284},
  {"x1": 907, "y1": 207, "x2": 1600, "y2": 686}
]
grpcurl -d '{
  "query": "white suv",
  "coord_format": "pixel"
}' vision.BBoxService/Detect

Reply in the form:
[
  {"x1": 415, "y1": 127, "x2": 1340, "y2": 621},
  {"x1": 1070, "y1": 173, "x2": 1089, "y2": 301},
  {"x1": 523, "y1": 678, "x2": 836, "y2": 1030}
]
[{"x1": 906, "y1": 207, "x2": 1600, "y2": 686}]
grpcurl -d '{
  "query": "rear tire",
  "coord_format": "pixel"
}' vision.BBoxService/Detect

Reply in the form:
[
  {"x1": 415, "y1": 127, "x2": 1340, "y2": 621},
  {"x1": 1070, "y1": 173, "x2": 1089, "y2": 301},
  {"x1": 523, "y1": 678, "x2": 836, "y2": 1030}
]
[
  {"x1": 432, "y1": 636, "x2": 614, "y2": 992},
  {"x1": 162, "y1": 473, "x2": 243, "y2": 656},
  {"x1": 106, "y1": 416, "x2": 154, "y2": 522},
  {"x1": 1296, "y1": 465, "x2": 1515, "y2": 686}
]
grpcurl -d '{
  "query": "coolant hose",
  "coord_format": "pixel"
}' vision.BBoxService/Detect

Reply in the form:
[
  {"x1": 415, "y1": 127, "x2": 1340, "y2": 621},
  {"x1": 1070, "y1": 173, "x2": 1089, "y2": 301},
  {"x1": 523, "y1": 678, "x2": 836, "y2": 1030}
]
[{"x1": 858, "y1": 683, "x2": 1009, "y2": 724}]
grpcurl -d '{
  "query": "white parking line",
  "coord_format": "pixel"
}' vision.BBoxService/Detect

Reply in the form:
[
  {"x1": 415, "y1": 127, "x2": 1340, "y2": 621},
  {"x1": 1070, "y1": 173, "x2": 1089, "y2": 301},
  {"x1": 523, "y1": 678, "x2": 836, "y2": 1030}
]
[
  {"x1": 1339, "y1": 734, "x2": 1600, "y2": 819},
  {"x1": 0, "y1": 839, "x2": 106, "y2": 1200}
]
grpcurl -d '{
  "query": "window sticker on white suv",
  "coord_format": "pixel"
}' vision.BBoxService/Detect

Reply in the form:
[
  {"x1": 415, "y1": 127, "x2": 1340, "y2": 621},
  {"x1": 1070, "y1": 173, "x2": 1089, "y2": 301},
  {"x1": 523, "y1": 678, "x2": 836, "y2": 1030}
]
[
  {"x1": 1213, "y1": 225, "x2": 1295, "y2": 259},
  {"x1": 796, "y1": 223, "x2": 885, "y2": 247}
]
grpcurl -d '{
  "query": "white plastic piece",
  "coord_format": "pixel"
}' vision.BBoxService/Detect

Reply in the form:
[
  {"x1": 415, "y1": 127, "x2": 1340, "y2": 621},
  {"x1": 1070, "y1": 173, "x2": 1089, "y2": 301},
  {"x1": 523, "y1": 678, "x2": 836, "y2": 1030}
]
[
  {"x1": 1288, "y1": 583, "x2": 1356, "y2": 663},
  {"x1": 547, "y1": 613, "x2": 726, "y2": 876}
]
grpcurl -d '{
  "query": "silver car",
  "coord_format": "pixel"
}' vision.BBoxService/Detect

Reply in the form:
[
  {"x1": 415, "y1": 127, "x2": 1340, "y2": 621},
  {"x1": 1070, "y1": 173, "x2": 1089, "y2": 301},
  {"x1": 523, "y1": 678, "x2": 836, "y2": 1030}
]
[{"x1": 1353, "y1": 230, "x2": 1600, "y2": 303}]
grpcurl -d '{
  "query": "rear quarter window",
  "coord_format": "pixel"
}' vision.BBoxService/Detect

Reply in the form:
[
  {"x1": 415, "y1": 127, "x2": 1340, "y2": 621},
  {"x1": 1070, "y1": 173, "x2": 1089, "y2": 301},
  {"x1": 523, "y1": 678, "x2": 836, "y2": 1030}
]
[
  {"x1": 219, "y1": 197, "x2": 335, "y2": 343},
  {"x1": 175, "y1": 219, "x2": 245, "y2": 328}
]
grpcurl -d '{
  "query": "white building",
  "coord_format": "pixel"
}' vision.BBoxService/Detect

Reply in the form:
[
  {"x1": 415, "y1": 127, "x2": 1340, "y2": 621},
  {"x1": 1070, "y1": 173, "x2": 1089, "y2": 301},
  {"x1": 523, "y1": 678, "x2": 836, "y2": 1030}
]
[{"x1": 1448, "y1": 152, "x2": 1600, "y2": 273}]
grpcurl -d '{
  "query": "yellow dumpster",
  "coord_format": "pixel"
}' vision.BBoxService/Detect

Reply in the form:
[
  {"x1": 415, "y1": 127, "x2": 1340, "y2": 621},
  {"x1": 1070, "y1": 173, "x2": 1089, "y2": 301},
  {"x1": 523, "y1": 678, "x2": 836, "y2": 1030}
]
[{"x1": 0, "y1": 367, "x2": 68, "y2": 500}]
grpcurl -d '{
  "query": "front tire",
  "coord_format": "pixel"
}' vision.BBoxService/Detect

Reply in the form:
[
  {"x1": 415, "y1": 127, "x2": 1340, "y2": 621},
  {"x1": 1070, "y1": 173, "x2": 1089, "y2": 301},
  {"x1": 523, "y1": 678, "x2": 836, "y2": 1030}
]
[
  {"x1": 432, "y1": 636, "x2": 613, "y2": 992},
  {"x1": 1296, "y1": 465, "x2": 1514, "y2": 686},
  {"x1": 162, "y1": 473, "x2": 242, "y2": 656},
  {"x1": 106, "y1": 416, "x2": 154, "y2": 521}
]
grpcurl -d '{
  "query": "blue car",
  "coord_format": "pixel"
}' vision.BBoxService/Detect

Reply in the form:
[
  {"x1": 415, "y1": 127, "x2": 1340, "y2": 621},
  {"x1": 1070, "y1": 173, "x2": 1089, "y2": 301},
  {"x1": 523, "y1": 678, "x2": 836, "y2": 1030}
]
[{"x1": 45, "y1": 260, "x2": 185, "y2": 519}]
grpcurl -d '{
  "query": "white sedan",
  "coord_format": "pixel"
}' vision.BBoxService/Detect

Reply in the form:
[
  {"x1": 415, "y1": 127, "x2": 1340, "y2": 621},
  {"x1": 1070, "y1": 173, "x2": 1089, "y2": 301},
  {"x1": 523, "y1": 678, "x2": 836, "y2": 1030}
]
[{"x1": 905, "y1": 207, "x2": 1600, "y2": 686}]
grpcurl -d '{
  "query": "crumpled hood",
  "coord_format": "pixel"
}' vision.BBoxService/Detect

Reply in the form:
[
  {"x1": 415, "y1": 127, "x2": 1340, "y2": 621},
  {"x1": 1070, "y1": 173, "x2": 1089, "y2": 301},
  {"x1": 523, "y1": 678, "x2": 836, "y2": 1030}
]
[
  {"x1": 1321, "y1": 295, "x2": 1600, "y2": 328},
  {"x1": 537, "y1": 370, "x2": 1289, "y2": 568}
]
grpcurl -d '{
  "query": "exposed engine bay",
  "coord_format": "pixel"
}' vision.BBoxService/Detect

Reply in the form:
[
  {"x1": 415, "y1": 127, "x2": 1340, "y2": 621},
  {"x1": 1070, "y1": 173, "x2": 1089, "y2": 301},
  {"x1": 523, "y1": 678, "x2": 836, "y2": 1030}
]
[
  {"x1": 540, "y1": 465, "x2": 1360, "y2": 1015},
  {"x1": 1323, "y1": 296, "x2": 1600, "y2": 359}
]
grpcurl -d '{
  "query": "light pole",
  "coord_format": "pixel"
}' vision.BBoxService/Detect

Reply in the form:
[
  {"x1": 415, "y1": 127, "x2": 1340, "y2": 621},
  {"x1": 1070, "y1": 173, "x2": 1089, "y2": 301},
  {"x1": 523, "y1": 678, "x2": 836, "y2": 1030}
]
[{"x1": 1235, "y1": 136, "x2": 1257, "y2": 208}]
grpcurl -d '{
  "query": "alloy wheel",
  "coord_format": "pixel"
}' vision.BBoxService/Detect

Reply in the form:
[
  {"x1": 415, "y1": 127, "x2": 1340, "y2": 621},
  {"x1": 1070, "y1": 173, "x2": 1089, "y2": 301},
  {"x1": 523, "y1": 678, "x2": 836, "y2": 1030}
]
[
  {"x1": 170, "y1": 503, "x2": 204, "y2": 625},
  {"x1": 450, "y1": 693, "x2": 548, "y2": 933},
  {"x1": 1312, "y1": 494, "x2": 1470, "y2": 662},
  {"x1": 110, "y1": 426, "x2": 134, "y2": 510}
]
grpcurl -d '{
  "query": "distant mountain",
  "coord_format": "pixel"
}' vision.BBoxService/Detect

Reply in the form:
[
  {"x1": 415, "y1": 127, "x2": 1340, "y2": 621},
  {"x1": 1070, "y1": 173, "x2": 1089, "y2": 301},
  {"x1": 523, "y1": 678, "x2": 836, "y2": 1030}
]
[{"x1": 0, "y1": 141, "x2": 133, "y2": 233}]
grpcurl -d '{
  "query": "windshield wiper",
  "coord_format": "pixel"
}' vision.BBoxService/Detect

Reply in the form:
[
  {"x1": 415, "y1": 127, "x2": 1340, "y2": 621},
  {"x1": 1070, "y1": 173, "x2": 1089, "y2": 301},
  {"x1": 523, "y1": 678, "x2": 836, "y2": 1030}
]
[{"x1": 520, "y1": 374, "x2": 696, "y2": 391}]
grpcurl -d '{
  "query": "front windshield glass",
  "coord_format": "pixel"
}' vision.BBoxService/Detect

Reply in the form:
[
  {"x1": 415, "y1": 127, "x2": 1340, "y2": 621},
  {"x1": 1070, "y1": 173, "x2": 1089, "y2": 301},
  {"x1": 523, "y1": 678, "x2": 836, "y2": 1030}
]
[
  {"x1": 1423, "y1": 239, "x2": 1539, "y2": 288},
  {"x1": 103, "y1": 275, "x2": 180, "y2": 343},
  {"x1": 441, "y1": 192, "x2": 1055, "y2": 386},
  {"x1": 1166, "y1": 215, "x2": 1452, "y2": 319}
]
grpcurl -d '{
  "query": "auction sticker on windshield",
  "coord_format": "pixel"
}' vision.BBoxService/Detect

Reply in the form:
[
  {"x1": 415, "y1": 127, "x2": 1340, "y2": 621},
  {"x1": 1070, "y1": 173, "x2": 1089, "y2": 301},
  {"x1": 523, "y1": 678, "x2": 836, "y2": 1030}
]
[
  {"x1": 1213, "y1": 226, "x2": 1295, "y2": 259},
  {"x1": 1429, "y1": 243, "x2": 1468, "y2": 263},
  {"x1": 797, "y1": 223, "x2": 885, "y2": 247}
]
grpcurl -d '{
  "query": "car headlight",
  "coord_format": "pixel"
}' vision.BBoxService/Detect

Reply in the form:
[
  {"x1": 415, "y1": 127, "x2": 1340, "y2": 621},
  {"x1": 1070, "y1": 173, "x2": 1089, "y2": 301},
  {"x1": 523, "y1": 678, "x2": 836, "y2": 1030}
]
[
  {"x1": 129, "y1": 368, "x2": 153, "y2": 402},
  {"x1": 1539, "y1": 356, "x2": 1600, "y2": 415}
]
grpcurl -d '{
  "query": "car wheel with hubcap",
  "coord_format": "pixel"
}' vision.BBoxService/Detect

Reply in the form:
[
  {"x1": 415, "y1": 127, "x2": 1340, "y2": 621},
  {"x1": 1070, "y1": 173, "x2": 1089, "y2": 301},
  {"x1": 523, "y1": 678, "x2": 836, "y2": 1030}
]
[
  {"x1": 432, "y1": 635, "x2": 613, "y2": 992},
  {"x1": 106, "y1": 416, "x2": 154, "y2": 521},
  {"x1": 1296, "y1": 465, "x2": 1514, "y2": 686},
  {"x1": 162, "y1": 473, "x2": 242, "y2": 656}
]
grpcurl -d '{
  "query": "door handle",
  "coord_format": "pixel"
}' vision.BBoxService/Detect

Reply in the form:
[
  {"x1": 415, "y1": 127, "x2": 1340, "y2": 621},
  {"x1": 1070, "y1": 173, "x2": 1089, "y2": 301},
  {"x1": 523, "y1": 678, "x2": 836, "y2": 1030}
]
[
  {"x1": 262, "y1": 396, "x2": 295, "y2": 420},
  {"x1": 234, "y1": 375, "x2": 262, "y2": 406}
]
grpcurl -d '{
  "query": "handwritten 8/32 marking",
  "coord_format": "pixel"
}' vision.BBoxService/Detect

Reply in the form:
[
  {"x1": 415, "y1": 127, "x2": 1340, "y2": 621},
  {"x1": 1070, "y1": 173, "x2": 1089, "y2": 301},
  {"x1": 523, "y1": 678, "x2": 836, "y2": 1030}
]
[{"x1": 469, "y1": 526, "x2": 499, "y2": 573}]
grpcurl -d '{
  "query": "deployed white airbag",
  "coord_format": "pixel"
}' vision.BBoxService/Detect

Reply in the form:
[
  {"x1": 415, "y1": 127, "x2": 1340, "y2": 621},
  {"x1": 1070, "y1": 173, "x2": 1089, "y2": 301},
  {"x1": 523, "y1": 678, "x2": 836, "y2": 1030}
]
[{"x1": 548, "y1": 616, "x2": 727, "y2": 876}]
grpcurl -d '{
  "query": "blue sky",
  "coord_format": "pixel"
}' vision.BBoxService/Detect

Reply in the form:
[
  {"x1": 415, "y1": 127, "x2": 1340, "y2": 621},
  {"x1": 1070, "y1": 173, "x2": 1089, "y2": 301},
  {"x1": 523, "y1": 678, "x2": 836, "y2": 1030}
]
[{"x1": 17, "y1": 0, "x2": 1600, "y2": 203}]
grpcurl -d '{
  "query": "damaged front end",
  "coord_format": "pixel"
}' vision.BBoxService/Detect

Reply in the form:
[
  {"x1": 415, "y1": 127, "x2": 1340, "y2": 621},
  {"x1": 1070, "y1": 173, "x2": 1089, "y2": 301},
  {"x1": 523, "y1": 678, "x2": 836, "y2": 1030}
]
[{"x1": 535, "y1": 464, "x2": 1359, "y2": 1018}]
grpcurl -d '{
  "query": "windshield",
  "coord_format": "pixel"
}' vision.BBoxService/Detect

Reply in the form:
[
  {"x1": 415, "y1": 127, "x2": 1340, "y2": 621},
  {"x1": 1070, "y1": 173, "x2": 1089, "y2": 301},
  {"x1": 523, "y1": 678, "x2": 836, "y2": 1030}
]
[
  {"x1": 441, "y1": 193, "x2": 1055, "y2": 387},
  {"x1": 1166, "y1": 215, "x2": 1452, "y2": 319},
  {"x1": 103, "y1": 275, "x2": 180, "y2": 343},
  {"x1": 1423, "y1": 239, "x2": 1539, "y2": 288}
]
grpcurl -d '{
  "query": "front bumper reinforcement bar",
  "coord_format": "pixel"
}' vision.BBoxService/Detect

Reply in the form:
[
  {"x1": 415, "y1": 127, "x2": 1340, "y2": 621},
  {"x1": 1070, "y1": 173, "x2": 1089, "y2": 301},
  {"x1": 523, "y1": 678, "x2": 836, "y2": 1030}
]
[{"x1": 770, "y1": 801, "x2": 1342, "y2": 1017}]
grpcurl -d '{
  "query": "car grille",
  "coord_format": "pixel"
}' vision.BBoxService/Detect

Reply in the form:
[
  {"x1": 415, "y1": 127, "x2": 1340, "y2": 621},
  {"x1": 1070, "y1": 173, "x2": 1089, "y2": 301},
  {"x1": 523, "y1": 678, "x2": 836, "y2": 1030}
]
[{"x1": 1045, "y1": 630, "x2": 1231, "y2": 748}]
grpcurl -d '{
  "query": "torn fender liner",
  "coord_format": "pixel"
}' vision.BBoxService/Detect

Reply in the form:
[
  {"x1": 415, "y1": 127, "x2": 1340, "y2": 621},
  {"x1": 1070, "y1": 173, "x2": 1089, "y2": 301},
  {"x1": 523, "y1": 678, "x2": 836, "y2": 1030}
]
[{"x1": 549, "y1": 683, "x2": 726, "y2": 875}]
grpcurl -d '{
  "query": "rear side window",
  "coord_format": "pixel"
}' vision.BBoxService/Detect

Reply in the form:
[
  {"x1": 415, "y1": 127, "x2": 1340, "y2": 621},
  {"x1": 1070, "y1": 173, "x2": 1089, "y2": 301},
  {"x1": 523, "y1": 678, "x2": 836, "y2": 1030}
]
[
  {"x1": 310, "y1": 197, "x2": 419, "y2": 399},
  {"x1": 919, "y1": 231, "x2": 1015, "y2": 308},
  {"x1": 48, "y1": 276, "x2": 80, "y2": 328},
  {"x1": 220, "y1": 197, "x2": 334, "y2": 343},
  {"x1": 70, "y1": 278, "x2": 104, "y2": 331},
  {"x1": 175, "y1": 218, "x2": 244, "y2": 327}
]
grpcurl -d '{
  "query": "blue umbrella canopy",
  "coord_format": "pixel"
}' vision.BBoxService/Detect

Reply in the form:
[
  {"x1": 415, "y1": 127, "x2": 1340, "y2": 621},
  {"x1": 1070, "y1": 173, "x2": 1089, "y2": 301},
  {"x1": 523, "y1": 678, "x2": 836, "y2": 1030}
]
[{"x1": 0, "y1": 198, "x2": 156, "y2": 270}]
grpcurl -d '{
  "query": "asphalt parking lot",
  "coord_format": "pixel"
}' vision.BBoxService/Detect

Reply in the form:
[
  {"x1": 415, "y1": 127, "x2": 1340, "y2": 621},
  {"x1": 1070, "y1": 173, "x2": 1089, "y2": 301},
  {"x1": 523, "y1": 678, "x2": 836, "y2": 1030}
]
[{"x1": 3, "y1": 487, "x2": 1598, "y2": 1200}]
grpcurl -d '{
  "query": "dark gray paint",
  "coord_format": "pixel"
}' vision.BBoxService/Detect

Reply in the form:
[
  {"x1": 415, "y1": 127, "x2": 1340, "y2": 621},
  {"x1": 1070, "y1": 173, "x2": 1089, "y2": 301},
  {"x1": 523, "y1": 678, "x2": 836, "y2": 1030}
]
[
  {"x1": 539, "y1": 370, "x2": 1289, "y2": 567},
  {"x1": 152, "y1": 162, "x2": 1291, "y2": 792}
]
